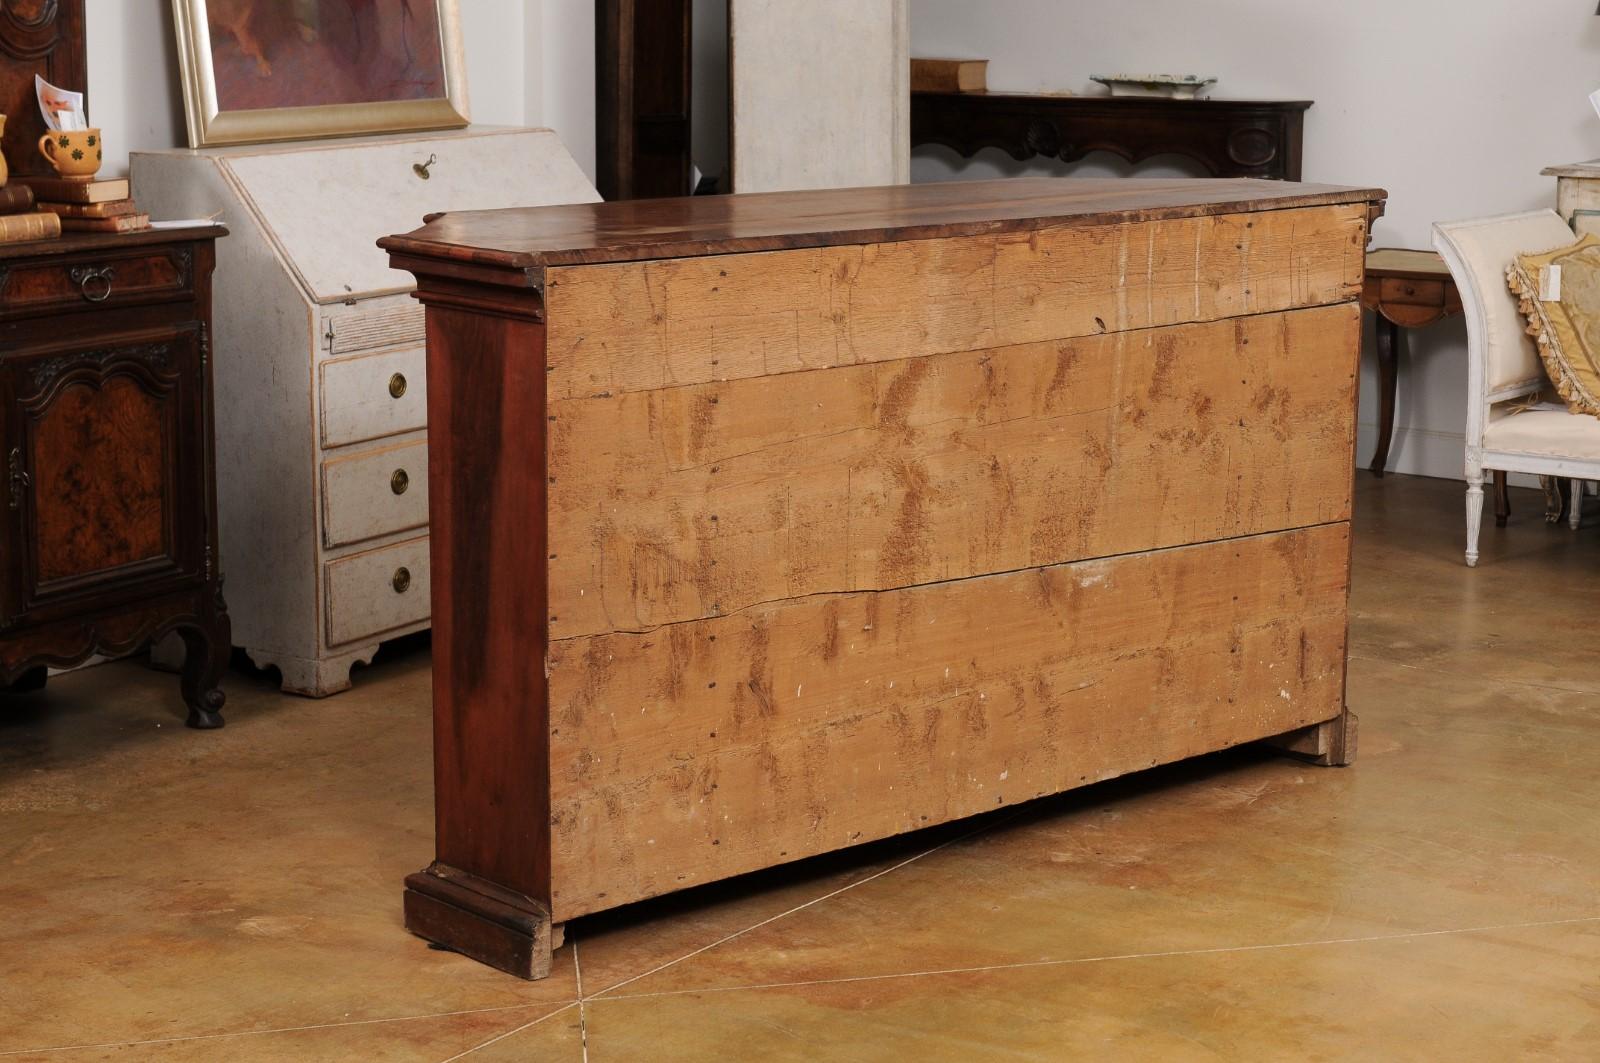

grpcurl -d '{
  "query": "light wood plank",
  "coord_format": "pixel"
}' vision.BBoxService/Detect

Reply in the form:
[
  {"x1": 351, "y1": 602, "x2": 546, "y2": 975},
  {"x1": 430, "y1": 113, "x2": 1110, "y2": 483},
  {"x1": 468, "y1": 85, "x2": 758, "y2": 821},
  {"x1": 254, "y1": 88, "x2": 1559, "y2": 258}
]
[
  {"x1": 547, "y1": 303, "x2": 1358, "y2": 640},
  {"x1": 543, "y1": 204, "x2": 1366, "y2": 400},
  {"x1": 546, "y1": 522, "x2": 1350, "y2": 920}
]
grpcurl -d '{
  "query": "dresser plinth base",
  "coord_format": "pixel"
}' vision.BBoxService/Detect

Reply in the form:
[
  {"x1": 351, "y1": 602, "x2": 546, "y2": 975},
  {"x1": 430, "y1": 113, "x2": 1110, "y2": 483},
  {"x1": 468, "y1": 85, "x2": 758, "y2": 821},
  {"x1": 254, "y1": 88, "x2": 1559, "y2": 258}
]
[
  {"x1": 403, "y1": 864, "x2": 552, "y2": 981},
  {"x1": 1263, "y1": 711, "x2": 1359, "y2": 767}
]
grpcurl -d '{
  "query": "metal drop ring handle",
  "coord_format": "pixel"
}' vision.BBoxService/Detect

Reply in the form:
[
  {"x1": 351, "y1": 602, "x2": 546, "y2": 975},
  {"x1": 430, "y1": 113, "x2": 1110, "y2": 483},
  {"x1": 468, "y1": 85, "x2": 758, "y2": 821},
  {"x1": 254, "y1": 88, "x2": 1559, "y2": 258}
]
[
  {"x1": 412, "y1": 154, "x2": 438, "y2": 180},
  {"x1": 70, "y1": 266, "x2": 115, "y2": 303}
]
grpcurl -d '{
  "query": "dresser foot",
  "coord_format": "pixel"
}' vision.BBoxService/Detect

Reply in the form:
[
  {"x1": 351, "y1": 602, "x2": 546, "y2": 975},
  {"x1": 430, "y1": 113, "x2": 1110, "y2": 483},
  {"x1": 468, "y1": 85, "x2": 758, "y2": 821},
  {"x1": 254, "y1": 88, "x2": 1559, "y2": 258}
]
[
  {"x1": 178, "y1": 619, "x2": 231, "y2": 730},
  {"x1": 404, "y1": 863, "x2": 553, "y2": 980},
  {"x1": 245, "y1": 644, "x2": 378, "y2": 698},
  {"x1": 3, "y1": 666, "x2": 48, "y2": 694},
  {"x1": 1261, "y1": 710, "x2": 1357, "y2": 767}
]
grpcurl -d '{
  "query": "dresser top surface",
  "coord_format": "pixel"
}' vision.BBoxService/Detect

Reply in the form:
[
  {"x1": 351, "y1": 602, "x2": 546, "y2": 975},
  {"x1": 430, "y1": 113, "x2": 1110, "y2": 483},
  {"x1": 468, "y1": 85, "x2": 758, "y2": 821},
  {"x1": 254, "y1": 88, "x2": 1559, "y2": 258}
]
[
  {"x1": 380, "y1": 177, "x2": 1386, "y2": 271},
  {"x1": 0, "y1": 223, "x2": 228, "y2": 262}
]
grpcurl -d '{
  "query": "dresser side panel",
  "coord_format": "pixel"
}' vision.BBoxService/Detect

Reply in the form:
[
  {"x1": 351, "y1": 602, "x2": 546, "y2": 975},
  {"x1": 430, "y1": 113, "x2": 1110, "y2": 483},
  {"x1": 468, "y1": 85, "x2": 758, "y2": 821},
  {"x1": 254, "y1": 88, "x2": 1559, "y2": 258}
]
[
  {"x1": 543, "y1": 204, "x2": 1367, "y2": 400},
  {"x1": 132, "y1": 153, "x2": 322, "y2": 660},
  {"x1": 547, "y1": 522, "x2": 1351, "y2": 920},
  {"x1": 545, "y1": 303, "x2": 1358, "y2": 639}
]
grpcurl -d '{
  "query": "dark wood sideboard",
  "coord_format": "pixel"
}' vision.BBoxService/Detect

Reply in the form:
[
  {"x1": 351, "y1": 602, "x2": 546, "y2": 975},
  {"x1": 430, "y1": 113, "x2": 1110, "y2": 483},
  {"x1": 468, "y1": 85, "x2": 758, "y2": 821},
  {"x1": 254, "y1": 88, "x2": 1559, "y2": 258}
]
[
  {"x1": 0, "y1": 225, "x2": 232, "y2": 728},
  {"x1": 912, "y1": 93, "x2": 1310, "y2": 181}
]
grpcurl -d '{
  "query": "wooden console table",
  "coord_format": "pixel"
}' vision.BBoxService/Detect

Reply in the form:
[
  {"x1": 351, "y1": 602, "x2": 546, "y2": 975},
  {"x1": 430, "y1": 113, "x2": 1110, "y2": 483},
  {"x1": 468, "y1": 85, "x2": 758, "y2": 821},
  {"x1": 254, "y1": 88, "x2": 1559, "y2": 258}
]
[
  {"x1": 1360, "y1": 249, "x2": 1462, "y2": 477},
  {"x1": 381, "y1": 176, "x2": 1383, "y2": 979},
  {"x1": 911, "y1": 93, "x2": 1311, "y2": 180}
]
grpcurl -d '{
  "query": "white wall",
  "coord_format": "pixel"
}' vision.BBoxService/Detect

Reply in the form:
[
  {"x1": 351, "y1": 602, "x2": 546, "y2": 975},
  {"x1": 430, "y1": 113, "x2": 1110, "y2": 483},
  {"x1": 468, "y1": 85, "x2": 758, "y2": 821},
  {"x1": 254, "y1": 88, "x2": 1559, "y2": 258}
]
[
  {"x1": 911, "y1": 0, "x2": 1600, "y2": 481},
  {"x1": 84, "y1": 0, "x2": 596, "y2": 183}
]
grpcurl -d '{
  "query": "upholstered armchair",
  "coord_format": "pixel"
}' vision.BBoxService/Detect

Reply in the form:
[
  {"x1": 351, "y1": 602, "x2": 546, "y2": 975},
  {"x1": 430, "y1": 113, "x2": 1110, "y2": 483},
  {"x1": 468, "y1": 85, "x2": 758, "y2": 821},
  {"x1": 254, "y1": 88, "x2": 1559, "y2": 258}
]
[{"x1": 1433, "y1": 209, "x2": 1600, "y2": 566}]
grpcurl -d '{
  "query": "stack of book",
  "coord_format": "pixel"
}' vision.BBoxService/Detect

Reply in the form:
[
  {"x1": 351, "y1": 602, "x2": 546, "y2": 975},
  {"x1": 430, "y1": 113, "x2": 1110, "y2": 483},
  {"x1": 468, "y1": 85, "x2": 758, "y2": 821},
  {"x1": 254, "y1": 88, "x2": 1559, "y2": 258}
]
[
  {"x1": 18, "y1": 176, "x2": 148, "y2": 235},
  {"x1": 0, "y1": 184, "x2": 63, "y2": 245}
]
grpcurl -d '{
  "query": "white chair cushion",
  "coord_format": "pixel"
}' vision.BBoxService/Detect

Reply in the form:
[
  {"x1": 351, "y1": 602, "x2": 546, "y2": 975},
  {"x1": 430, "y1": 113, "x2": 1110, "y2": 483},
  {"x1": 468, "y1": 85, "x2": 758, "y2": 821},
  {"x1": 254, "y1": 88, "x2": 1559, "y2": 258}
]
[
  {"x1": 1434, "y1": 210, "x2": 1577, "y2": 392},
  {"x1": 1483, "y1": 408, "x2": 1600, "y2": 460}
]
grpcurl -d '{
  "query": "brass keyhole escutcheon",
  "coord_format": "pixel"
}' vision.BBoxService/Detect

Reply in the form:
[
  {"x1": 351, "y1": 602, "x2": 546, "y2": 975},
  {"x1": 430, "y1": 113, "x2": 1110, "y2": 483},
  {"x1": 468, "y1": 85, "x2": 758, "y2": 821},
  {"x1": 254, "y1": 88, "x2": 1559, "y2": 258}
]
[
  {"x1": 392, "y1": 566, "x2": 411, "y2": 593},
  {"x1": 391, "y1": 468, "x2": 409, "y2": 495},
  {"x1": 412, "y1": 154, "x2": 438, "y2": 180},
  {"x1": 388, "y1": 372, "x2": 407, "y2": 399}
]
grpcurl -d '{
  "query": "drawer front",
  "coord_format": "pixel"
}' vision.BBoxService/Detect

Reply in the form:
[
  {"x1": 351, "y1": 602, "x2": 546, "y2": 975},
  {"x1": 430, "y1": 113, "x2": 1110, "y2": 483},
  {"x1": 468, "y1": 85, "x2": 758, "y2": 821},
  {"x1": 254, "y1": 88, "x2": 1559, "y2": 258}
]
[
  {"x1": 321, "y1": 440, "x2": 428, "y2": 548},
  {"x1": 322, "y1": 303, "x2": 426, "y2": 356},
  {"x1": 0, "y1": 245, "x2": 196, "y2": 320},
  {"x1": 320, "y1": 346, "x2": 427, "y2": 447},
  {"x1": 324, "y1": 536, "x2": 430, "y2": 647},
  {"x1": 1378, "y1": 275, "x2": 1446, "y2": 308}
]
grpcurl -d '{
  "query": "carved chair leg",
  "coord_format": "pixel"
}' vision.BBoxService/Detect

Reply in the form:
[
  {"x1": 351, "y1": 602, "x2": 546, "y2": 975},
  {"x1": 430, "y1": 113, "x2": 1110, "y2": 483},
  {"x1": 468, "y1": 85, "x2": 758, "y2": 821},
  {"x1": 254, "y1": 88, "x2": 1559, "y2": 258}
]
[
  {"x1": 1493, "y1": 470, "x2": 1510, "y2": 527},
  {"x1": 1571, "y1": 478, "x2": 1583, "y2": 530},
  {"x1": 1540, "y1": 476, "x2": 1565, "y2": 524},
  {"x1": 1465, "y1": 470, "x2": 1484, "y2": 567},
  {"x1": 178, "y1": 619, "x2": 230, "y2": 729}
]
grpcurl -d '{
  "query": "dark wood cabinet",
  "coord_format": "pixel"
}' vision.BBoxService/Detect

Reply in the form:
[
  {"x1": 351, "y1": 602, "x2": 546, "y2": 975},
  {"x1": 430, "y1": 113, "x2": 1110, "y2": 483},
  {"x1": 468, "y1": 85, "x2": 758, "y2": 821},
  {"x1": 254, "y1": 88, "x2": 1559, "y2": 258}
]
[
  {"x1": 0, "y1": 226, "x2": 231, "y2": 727},
  {"x1": 911, "y1": 93, "x2": 1310, "y2": 181},
  {"x1": 0, "y1": 0, "x2": 87, "y2": 182}
]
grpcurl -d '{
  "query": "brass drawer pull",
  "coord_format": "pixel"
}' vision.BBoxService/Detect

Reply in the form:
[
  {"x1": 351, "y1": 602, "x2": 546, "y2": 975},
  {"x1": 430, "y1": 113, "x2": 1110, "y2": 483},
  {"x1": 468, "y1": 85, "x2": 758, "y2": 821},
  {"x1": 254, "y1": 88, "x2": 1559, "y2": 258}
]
[
  {"x1": 391, "y1": 468, "x2": 409, "y2": 495},
  {"x1": 388, "y1": 372, "x2": 407, "y2": 399},
  {"x1": 412, "y1": 154, "x2": 438, "y2": 180},
  {"x1": 392, "y1": 566, "x2": 411, "y2": 593},
  {"x1": 69, "y1": 265, "x2": 116, "y2": 303}
]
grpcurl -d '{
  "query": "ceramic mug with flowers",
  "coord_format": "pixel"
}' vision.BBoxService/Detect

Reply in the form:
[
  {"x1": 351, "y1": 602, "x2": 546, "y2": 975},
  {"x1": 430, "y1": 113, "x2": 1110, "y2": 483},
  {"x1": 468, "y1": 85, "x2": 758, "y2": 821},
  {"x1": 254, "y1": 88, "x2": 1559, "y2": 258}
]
[{"x1": 37, "y1": 128, "x2": 103, "y2": 178}]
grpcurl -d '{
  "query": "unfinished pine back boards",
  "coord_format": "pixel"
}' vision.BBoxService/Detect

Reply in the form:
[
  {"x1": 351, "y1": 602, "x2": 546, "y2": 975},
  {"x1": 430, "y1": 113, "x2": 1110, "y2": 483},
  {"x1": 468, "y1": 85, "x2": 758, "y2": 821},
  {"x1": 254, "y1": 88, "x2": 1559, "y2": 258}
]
[{"x1": 381, "y1": 176, "x2": 1386, "y2": 978}]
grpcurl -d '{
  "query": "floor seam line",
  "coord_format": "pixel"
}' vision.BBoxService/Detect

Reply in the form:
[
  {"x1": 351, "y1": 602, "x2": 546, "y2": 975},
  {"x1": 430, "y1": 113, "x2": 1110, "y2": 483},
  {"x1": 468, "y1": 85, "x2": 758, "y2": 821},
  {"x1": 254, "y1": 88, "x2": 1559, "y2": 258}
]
[
  {"x1": 587, "y1": 912, "x2": 1600, "y2": 1005},
  {"x1": 587, "y1": 808, "x2": 1027, "y2": 1001},
  {"x1": 575, "y1": 934, "x2": 591, "y2": 1063},
  {"x1": 435, "y1": 1002, "x2": 580, "y2": 1063},
  {"x1": 0, "y1": 1000, "x2": 578, "y2": 1059}
]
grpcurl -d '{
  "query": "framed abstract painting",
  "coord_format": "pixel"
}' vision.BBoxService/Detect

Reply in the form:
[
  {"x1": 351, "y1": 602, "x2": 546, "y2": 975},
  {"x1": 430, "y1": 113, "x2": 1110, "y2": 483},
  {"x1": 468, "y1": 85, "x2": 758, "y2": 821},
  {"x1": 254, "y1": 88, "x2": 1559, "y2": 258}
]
[{"x1": 172, "y1": 0, "x2": 469, "y2": 147}]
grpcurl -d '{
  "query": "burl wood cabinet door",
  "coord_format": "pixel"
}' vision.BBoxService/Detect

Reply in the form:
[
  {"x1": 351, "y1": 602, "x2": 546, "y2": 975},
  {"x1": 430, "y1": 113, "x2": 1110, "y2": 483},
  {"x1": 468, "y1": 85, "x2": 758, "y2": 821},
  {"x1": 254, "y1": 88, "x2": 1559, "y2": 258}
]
[{"x1": 2, "y1": 324, "x2": 208, "y2": 621}]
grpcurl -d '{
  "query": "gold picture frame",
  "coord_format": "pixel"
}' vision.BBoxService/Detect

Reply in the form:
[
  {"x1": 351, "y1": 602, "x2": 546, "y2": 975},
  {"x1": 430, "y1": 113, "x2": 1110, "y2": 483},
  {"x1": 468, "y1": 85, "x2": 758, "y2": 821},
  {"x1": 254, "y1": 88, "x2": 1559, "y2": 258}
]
[{"x1": 172, "y1": 0, "x2": 470, "y2": 148}]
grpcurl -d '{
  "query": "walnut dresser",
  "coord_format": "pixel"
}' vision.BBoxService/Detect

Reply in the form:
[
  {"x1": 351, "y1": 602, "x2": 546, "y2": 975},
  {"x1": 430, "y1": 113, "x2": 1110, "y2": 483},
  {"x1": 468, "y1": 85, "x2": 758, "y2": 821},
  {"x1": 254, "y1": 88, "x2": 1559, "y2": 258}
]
[
  {"x1": 381, "y1": 177, "x2": 1386, "y2": 978},
  {"x1": 130, "y1": 128, "x2": 598, "y2": 696},
  {"x1": 0, "y1": 225, "x2": 230, "y2": 727}
]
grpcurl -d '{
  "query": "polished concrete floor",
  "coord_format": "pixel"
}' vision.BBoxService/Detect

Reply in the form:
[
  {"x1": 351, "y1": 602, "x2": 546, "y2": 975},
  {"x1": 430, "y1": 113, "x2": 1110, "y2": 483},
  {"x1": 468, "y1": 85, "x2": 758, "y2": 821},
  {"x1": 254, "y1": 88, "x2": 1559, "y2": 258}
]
[{"x1": 4, "y1": 473, "x2": 1600, "y2": 1061}]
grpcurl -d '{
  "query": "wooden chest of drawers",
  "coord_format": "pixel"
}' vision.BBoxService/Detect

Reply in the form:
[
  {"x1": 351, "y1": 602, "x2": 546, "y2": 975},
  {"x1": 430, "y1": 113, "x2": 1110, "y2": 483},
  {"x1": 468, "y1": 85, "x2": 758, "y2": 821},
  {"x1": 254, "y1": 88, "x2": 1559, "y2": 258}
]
[
  {"x1": 0, "y1": 226, "x2": 230, "y2": 727},
  {"x1": 381, "y1": 176, "x2": 1386, "y2": 978},
  {"x1": 131, "y1": 128, "x2": 598, "y2": 695}
]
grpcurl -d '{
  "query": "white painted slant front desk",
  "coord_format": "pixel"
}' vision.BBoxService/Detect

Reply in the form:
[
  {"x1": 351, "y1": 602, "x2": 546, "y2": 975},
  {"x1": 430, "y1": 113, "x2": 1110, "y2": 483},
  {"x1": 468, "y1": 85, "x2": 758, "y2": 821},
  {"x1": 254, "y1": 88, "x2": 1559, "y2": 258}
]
[{"x1": 133, "y1": 128, "x2": 598, "y2": 695}]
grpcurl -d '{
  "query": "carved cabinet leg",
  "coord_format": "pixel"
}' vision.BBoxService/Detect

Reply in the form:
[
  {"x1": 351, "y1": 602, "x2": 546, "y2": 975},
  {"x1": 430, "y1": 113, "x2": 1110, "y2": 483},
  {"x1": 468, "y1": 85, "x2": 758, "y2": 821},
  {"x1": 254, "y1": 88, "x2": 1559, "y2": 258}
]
[
  {"x1": 1262, "y1": 711, "x2": 1358, "y2": 767},
  {"x1": 3, "y1": 667, "x2": 48, "y2": 694},
  {"x1": 178, "y1": 606, "x2": 232, "y2": 729}
]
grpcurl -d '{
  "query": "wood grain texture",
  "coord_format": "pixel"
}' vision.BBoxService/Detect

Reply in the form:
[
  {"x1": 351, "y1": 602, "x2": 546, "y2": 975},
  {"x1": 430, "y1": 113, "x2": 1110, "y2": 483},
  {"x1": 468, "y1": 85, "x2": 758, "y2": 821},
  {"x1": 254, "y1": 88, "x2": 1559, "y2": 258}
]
[
  {"x1": 545, "y1": 522, "x2": 1351, "y2": 920},
  {"x1": 378, "y1": 176, "x2": 1385, "y2": 270},
  {"x1": 547, "y1": 303, "x2": 1359, "y2": 639},
  {"x1": 543, "y1": 204, "x2": 1367, "y2": 400},
  {"x1": 31, "y1": 377, "x2": 169, "y2": 583}
]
